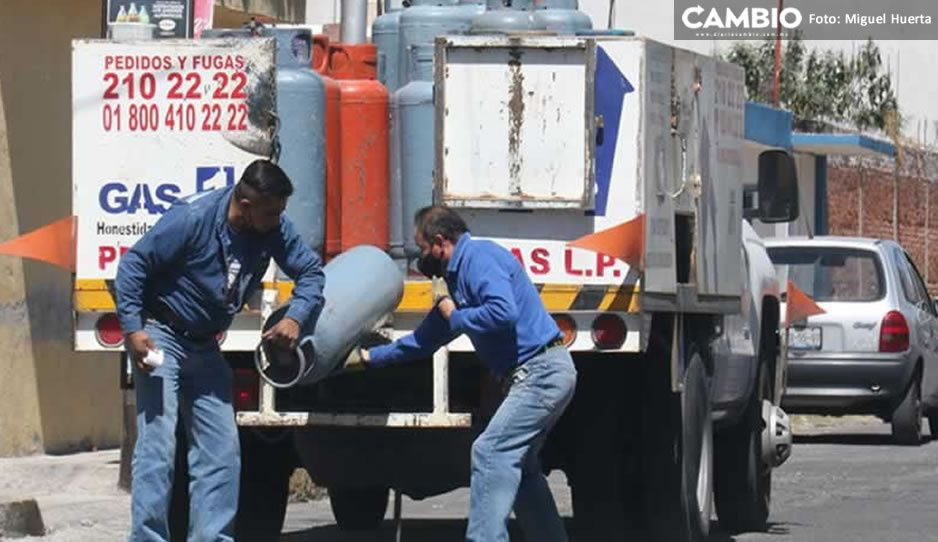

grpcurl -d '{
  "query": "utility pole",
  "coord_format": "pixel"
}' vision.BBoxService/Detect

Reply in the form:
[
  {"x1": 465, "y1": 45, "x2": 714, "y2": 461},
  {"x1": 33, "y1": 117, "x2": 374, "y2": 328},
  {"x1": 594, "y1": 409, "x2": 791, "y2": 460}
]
[{"x1": 773, "y1": 0, "x2": 783, "y2": 107}]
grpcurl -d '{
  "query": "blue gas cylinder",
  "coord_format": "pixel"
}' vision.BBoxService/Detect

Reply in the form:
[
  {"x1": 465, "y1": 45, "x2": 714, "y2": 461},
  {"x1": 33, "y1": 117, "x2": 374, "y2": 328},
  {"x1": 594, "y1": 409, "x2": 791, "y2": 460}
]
[
  {"x1": 398, "y1": 0, "x2": 471, "y2": 87},
  {"x1": 388, "y1": 89, "x2": 405, "y2": 264},
  {"x1": 373, "y1": 0, "x2": 406, "y2": 92},
  {"x1": 258, "y1": 245, "x2": 404, "y2": 388},
  {"x1": 470, "y1": 0, "x2": 543, "y2": 33},
  {"x1": 532, "y1": 0, "x2": 593, "y2": 33},
  {"x1": 204, "y1": 27, "x2": 327, "y2": 255},
  {"x1": 397, "y1": 44, "x2": 436, "y2": 259}
]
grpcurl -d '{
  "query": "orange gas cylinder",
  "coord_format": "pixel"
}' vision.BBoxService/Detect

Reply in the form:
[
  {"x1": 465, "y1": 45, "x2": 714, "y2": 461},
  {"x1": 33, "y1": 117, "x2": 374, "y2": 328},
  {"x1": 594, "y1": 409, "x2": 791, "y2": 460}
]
[
  {"x1": 312, "y1": 34, "x2": 331, "y2": 74},
  {"x1": 313, "y1": 35, "x2": 343, "y2": 261},
  {"x1": 329, "y1": 43, "x2": 390, "y2": 252}
]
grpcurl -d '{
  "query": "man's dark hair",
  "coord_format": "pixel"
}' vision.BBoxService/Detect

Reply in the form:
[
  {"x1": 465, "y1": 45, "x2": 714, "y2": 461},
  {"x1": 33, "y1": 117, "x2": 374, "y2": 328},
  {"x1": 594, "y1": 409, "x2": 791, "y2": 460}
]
[
  {"x1": 235, "y1": 159, "x2": 294, "y2": 201},
  {"x1": 415, "y1": 205, "x2": 468, "y2": 243}
]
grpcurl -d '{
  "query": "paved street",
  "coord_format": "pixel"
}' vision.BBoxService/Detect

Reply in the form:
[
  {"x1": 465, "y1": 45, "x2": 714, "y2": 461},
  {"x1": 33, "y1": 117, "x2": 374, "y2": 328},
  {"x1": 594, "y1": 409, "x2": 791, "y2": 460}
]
[
  {"x1": 280, "y1": 419, "x2": 938, "y2": 542},
  {"x1": 4, "y1": 418, "x2": 937, "y2": 541}
]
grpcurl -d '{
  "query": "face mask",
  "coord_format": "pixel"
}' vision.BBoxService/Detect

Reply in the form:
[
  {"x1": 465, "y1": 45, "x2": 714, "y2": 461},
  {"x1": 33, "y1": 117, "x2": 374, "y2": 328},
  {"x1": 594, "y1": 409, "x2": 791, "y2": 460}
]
[{"x1": 417, "y1": 251, "x2": 445, "y2": 278}]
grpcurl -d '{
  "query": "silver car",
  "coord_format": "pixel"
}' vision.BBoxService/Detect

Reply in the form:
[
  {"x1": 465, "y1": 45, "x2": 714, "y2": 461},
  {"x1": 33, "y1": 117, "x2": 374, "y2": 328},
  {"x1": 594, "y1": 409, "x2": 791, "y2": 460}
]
[{"x1": 765, "y1": 236, "x2": 938, "y2": 444}]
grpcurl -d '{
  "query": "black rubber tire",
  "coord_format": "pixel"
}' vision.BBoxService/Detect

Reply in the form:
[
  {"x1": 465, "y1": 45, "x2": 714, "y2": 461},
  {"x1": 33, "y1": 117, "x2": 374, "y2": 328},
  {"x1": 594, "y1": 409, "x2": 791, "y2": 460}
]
[
  {"x1": 235, "y1": 429, "x2": 297, "y2": 542},
  {"x1": 328, "y1": 487, "x2": 390, "y2": 531},
  {"x1": 892, "y1": 371, "x2": 923, "y2": 446},
  {"x1": 642, "y1": 334, "x2": 713, "y2": 542},
  {"x1": 714, "y1": 362, "x2": 771, "y2": 533}
]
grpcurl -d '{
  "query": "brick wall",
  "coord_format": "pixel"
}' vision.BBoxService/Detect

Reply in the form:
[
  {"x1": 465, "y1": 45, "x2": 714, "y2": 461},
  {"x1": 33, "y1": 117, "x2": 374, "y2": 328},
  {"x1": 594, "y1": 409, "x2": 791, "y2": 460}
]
[{"x1": 827, "y1": 148, "x2": 938, "y2": 293}]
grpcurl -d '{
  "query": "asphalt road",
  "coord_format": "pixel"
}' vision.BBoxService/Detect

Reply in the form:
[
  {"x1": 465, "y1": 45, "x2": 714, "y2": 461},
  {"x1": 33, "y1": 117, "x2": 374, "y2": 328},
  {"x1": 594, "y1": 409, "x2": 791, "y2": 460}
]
[{"x1": 280, "y1": 420, "x2": 938, "y2": 542}]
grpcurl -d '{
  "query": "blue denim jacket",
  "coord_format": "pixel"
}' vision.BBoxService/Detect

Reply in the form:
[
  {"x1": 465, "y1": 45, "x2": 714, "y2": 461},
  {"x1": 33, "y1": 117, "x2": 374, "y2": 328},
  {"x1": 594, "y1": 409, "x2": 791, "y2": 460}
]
[
  {"x1": 368, "y1": 233, "x2": 561, "y2": 375},
  {"x1": 116, "y1": 185, "x2": 325, "y2": 337}
]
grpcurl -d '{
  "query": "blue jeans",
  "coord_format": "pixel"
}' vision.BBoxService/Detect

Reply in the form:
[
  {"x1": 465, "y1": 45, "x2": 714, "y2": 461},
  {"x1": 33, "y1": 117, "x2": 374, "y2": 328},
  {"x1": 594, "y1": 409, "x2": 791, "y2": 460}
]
[
  {"x1": 130, "y1": 320, "x2": 240, "y2": 542},
  {"x1": 466, "y1": 346, "x2": 577, "y2": 542}
]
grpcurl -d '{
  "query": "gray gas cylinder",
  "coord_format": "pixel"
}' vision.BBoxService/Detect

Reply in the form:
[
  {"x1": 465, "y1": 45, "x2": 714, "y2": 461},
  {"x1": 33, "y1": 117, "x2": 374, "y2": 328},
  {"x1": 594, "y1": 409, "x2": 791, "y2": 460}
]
[
  {"x1": 204, "y1": 27, "x2": 327, "y2": 255},
  {"x1": 398, "y1": 0, "x2": 471, "y2": 87},
  {"x1": 531, "y1": 0, "x2": 592, "y2": 33},
  {"x1": 454, "y1": 0, "x2": 487, "y2": 23},
  {"x1": 373, "y1": 0, "x2": 405, "y2": 92},
  {"x1": 257, "y1": 245, "x2": 404, "y2": 388},
  {"x1": 388, "y1": 91, "x2": 405, "y2": 263},
  {"x1": 397, "y1": 44, "x2": 436, "y2": 259},
  {"x1": 470, "y1": 0, "x2": 543, "y2": 33}
]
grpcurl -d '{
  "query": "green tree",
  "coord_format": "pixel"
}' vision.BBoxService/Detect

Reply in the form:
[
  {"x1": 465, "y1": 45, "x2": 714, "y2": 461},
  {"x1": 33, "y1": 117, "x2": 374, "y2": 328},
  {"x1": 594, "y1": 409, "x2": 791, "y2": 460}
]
[{"x1": 724, "y1": 35, "x2": 901, "y2": 133}]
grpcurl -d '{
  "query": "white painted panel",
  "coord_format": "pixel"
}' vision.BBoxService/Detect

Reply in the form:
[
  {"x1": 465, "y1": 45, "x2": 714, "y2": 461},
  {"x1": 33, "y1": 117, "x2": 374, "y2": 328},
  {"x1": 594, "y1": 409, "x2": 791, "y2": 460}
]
[{"x1": 438, "y1": 36, "x2": 594, "y2": 209}]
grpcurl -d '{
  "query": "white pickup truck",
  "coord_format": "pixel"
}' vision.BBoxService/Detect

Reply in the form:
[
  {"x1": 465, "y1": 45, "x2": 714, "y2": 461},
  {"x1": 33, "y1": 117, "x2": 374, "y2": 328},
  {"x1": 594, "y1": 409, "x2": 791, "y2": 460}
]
[{"x1": 71, "y1": 34, "x2": 795, "y2": 541}]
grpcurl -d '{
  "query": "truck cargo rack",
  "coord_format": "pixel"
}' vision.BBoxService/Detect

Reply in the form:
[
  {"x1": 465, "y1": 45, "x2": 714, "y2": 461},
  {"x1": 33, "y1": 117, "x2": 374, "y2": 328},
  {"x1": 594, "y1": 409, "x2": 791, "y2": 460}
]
[{"x1": 236, "y1": 347, "x2": 473, "y2": 428}]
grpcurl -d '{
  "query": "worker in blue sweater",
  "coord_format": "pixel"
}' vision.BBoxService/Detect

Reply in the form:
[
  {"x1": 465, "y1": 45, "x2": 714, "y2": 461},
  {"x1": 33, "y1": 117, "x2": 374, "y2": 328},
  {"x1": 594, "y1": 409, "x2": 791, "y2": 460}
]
[{"x1": 347, "y1": 205, "x2": 577, "y2": 542}]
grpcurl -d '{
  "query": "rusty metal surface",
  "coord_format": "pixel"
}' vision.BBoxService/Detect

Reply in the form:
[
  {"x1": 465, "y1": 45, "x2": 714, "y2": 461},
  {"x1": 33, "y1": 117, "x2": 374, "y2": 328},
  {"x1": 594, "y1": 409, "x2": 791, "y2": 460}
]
[
  {"x1": 236, "y1": 411, "x2": 473, "y2": 428},
  {"x1": 434, "y1": 35, "x2": 596, "y2": 210}
]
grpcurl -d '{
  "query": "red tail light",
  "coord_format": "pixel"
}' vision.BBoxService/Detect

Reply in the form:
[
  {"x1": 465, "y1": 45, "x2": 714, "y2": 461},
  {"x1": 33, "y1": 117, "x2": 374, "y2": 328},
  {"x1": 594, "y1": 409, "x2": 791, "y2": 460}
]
[
  {"x1": 233, "y1": 368, "x2": 259, "y2": 411},
  {"x1": 879, "y1": 311, "x2": 910, "y2": 353},
  {"x1": 552, "y1": 314, "x2": 577, "y2": 346},
  {"x1": 591, "y1": 314, "x2": 627, "y2": 349},
  {"x1": 95, "y1": 313, "x2": 124, "y2": 347}
]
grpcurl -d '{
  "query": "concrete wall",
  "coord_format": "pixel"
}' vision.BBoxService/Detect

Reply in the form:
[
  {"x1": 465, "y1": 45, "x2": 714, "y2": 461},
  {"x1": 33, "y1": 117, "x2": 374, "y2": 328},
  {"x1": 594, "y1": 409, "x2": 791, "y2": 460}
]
[
  {"x1": 0, "y1": 0, "x2": 122, "y2": 455},
  {"x1": 0, "y1": 79, "x2": 45, "y2": 457}
]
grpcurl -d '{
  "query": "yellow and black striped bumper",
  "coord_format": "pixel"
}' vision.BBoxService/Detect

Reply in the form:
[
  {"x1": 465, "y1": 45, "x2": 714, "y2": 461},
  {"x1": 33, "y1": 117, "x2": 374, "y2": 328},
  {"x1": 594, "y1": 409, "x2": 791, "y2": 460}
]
[{"x1": 75, "y1": 280, "x2": 640, "y2": 314}]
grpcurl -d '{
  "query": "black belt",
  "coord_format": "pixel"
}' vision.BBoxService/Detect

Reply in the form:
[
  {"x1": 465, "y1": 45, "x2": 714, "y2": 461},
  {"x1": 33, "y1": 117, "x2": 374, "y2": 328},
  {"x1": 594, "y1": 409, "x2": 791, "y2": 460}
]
[
  {"x1": 146, "y1": 302, "x2": 217, "y2": 343},
  {"x1": 501, "y1": 336, "x2": 566, "y2": 387},
  {"x1": 532, "y1": 336, "x2": 565, "y2": 358}
]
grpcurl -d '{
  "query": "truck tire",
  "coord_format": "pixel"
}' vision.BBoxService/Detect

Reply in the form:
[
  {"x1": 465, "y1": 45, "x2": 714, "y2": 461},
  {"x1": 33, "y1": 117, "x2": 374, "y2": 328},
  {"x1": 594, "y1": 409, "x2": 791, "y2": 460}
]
[
  {"x1": 714, "y1": 361, "x2": 771, "y2": 533},
  {"x1": 328, "y1": 487, "x2": 389, "y2": 531},
  {"x1": 891, "y1": 370, "x2": 923, "y2": 446},
  {"x1": 235, "y1": 428, "x2": 296, "y2": 542},
  {"x1": 642, "y1": 340, "x2": 713, "y2": 542}
]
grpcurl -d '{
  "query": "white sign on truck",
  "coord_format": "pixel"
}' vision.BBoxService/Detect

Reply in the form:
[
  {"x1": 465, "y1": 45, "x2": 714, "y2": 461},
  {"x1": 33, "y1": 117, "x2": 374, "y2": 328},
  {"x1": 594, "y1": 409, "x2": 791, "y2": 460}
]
[
  {"x1": 71, "y1": 38, "x2": 276, "y2": 351},
  {"x1": 71, "y1": 38, "x2": 275, "y2": 279}
]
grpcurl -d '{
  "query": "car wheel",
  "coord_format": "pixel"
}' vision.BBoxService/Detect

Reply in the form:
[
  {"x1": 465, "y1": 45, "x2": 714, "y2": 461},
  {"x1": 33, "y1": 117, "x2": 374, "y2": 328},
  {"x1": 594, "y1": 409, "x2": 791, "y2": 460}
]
[{"x1": 891, "y1": 371, "x2": 923, "y2": 446}]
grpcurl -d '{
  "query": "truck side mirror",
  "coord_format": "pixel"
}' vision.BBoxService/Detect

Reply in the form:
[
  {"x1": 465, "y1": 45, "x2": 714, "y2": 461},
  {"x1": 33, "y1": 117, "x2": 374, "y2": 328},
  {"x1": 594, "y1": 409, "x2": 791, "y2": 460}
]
[{"x1": 758, "y1": 150, "x2": 799, "y2": 223}]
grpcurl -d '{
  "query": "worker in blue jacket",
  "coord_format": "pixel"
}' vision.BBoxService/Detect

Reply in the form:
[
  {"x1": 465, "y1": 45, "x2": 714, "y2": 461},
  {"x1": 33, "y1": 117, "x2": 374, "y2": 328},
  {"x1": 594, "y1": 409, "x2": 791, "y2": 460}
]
[
  {"x1": 116, "y1": 159, "x2": 325, "y2": 541},
  {"x1": 348, "y1": 205, "x2": 577, "y2": 542}
]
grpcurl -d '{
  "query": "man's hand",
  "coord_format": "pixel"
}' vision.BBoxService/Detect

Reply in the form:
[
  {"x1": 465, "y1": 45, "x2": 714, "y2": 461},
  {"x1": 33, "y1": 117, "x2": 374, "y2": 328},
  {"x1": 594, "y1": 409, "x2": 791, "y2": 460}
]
[
  {"x1": 431, "y1": 277, "x2": 451, "y2": 305},
  {"x1": 343, "y1": 347, "x2": 370, "y2": 372},
  {"x1": 126, "y1": 331, "x2": 156, "y2": 373},
  {"x1": 437, "y1": 297, "x2": 456, "y2": 320},
  {"x1": 263, "y1": 317, "x2": 301, "y2": 350}
]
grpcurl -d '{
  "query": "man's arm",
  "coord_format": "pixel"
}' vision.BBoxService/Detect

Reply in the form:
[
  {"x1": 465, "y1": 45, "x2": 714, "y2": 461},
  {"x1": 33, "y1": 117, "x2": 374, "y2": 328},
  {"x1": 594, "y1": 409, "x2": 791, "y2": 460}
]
[
  {"x1": 271, "y1": 218, "x2": 326, "y2": 328},
  {"x1": 448, "y1": 250, "x2": 519, "y2": 335},
  {"x1": 115, "y1": 206, "x2": 193, "y2": 335},
  {"x1": 367, "y1": 308, "x2": 459, "y2": 368}
]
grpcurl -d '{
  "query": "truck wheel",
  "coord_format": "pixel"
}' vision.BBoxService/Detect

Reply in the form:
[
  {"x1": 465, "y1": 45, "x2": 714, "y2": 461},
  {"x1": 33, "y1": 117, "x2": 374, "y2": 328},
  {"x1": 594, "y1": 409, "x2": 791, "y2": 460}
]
[
  {"x1": 328, "y1": 487, "x2": 389, "y2": 531},
  {"x1": 235, "y1": 428, "x2": 296, "y2": 542},
  {"x1": 714, "y1": 362, "x2": 771, "y2": 533},
  {"x1": 643, "y1": 345, "x2": 713, "y2": 542},
  {"x1": 891, "y1": 370, "x2": 923, "y2": 446}
]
